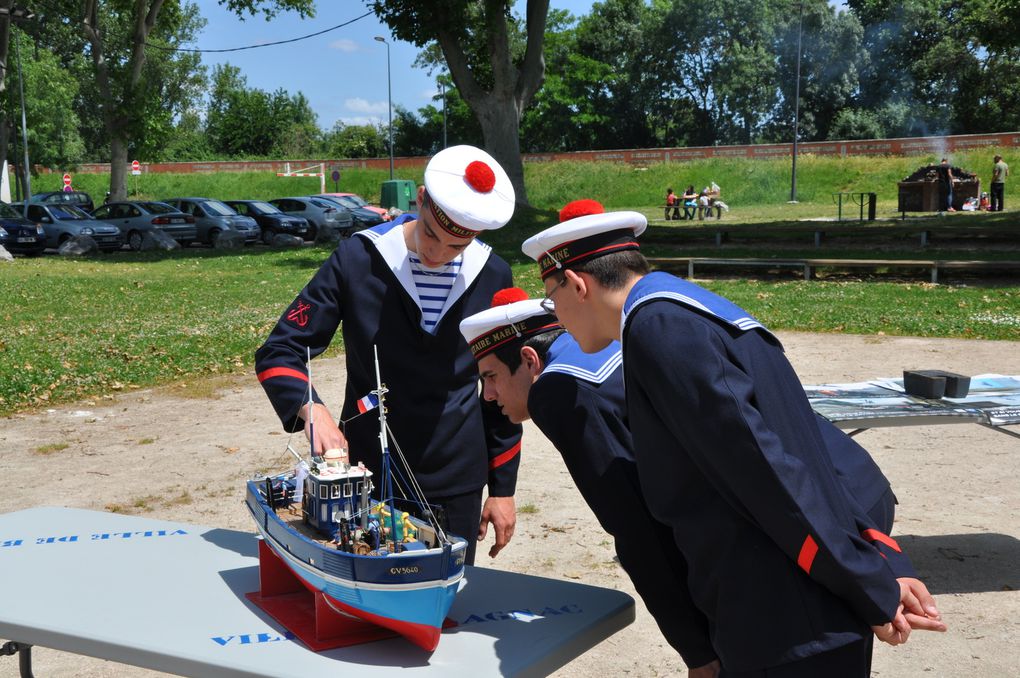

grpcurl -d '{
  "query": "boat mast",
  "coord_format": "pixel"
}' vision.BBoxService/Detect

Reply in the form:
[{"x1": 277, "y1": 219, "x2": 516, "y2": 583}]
[
  {"x1": 373, "y1": 345, "x2": 398, "y2": 549},
  {"x1": 306, "y1": 347, "x2": 319, "y2": 461}
]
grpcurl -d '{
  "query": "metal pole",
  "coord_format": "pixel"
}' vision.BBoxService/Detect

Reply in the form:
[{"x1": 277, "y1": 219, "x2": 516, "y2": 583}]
[
  {"x1": 374, "y1": 37, "x2": 393, "y2": 180},
  {"x1": 386, "y1": 41, "x2": 392, "y2": 180},
  {"x1": 790, "y1": 1, "x2": 803, "y2": 204},
  {"x1": 14, "y1": 29, "x2": 31, "y2": 216},
  {"x1": 440, "y1": 79, "x2": 447, "y2": 149}
]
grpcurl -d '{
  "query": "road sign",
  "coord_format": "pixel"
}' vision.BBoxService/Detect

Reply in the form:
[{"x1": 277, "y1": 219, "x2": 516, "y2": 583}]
[
  {"x1": 330, "y1": 169, "x2": 341, "y2": 183},
  {"x1": 131, "y1": 160, "x2": 141, "y2": 176},
  {"x1": 62, "y1": 185, "x2": 73, "y2": 193},
  {"x1": 63, "y1": 173, "x2": 72, "y2": 186}
]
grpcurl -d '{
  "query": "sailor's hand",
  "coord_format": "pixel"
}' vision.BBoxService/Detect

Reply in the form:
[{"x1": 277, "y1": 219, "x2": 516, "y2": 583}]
[
  {"x1": 478, "y1": 495, "x2": 515, "y2": 558},
  {"x1": 897, "y1": 577, "x2": 947, "y2": 633},
  {"x1": 872, "y1": 577, "x2": 947, "y2": 646},
  {"x1": 299, "y1": 402, "x2": 347, "y2": 454}
]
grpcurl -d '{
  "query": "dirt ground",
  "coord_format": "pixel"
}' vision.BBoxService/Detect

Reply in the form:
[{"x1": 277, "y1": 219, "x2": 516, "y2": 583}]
[{"x1": 1, "y1": 331, "x2": 1018, "y2": 677}]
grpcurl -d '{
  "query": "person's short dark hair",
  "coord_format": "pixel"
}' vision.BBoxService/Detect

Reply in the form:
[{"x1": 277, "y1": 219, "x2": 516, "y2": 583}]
[
  {"x1": 567, "y1": 250, "x2": 650, "y2": 290},
  {"x1": 491, "y1": 328, "x2": 565, "y2": 373},
  {"x1": 994, "y1": 154, "x2": 1002, "y2": 162}
]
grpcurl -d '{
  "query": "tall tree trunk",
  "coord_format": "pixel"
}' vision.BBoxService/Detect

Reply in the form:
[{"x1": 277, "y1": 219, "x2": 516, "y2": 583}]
[
  {"x1": 82, "y1": 0, "x2": 165, "y2": 201},
  {"x1": 110, "y1": 135, "x2": 128, "y2": 201},
  {"x1": 473, "y1": 97, "x2": 525, "y2": 203},
  {"x1": 434, "y1": 0, "x2": 548, "y2": 206}
]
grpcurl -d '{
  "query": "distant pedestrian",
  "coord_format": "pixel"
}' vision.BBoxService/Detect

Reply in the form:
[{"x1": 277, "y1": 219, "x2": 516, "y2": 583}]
[
  {"x1": 991, "y1": 154, "x2": 1009, "y2": 212},
  {"x1": 938, "y1": 158, "x2": 956, "y2": 212}
]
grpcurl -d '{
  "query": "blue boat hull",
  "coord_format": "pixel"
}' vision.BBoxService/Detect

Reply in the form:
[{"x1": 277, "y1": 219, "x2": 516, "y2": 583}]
[{"x1": 245, "y1": 479, "x2": 467, "y2": 650}]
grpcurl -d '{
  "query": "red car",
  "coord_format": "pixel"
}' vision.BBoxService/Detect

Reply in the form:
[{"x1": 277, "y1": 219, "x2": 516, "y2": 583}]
[{"x1": 317, "y1": 193, "x2": 390, "y2": 221}]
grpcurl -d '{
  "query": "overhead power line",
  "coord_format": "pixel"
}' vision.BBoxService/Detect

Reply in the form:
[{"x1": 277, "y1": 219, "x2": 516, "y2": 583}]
[{"x1": 146, "y1": 10, "x2": 373, "y2": 53}]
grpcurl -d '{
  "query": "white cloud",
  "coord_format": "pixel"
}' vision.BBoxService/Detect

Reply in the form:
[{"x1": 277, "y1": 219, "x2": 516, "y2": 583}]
[
  {"x1": 345, "y1": 98, "x2": 389, "y2": 115},
  {"x1": 337, "y1": 116, "x2": 384, "y2": 127},
  {"x1": 329, "y1": 39, "x2": 358, "y2": 53}
]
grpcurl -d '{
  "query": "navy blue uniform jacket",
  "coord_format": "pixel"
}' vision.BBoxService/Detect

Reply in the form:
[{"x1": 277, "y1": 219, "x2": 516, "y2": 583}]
[
  {"x1": 621, "y1": 272, "x2": 913, "y2": 671},
  {"x1": 255, "y1": 222, "x2": 522, "y2": 498},
  {"x1": 528, "y1": 334, "x2": 716, "y2": 668}
]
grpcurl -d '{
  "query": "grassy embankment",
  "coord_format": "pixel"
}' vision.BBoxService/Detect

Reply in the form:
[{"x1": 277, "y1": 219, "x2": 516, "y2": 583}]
[{"x1": 2, "y1": 152, "x2": 1016, "y2": 412}]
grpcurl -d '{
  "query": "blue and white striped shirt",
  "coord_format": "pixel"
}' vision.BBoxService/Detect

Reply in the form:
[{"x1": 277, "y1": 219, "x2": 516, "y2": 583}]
[{"x1": 409, "y1": 253, "x2": 462, "y2": 333}]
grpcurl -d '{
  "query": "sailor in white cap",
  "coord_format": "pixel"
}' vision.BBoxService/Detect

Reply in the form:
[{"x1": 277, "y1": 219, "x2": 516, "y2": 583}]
[
  {"x1": 522, "y1": 200, "x2": 945, "y2": 676},
  {"x1": 460, "y1": 287, "x2": 718, "y2": 674},
  {"x1": 256, "y1": 145, "x2": 522, "y2": 565}
]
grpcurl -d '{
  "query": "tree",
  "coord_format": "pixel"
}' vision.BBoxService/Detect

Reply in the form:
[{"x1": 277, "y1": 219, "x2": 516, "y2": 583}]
[
  {"x1": 205, "y1": 63, "x2": 320, "y2": 157},
  {"x1": 371, "y1": 1, "x2": 550, "y2": 204},
  {"x1": 1, "y1": 29, "x2": 86, "y2": 169},
  {"x1": 73, "y1": 0, "x2": 312, "y2": 200},
  {"x1": 324, "y1": 120, "x2": 387, "y2": 159}
]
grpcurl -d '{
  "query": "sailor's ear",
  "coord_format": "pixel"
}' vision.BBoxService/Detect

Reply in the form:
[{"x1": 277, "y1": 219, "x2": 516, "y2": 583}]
[{"x1": 520, "y1": 346, "x2": 543, "y2": 377}]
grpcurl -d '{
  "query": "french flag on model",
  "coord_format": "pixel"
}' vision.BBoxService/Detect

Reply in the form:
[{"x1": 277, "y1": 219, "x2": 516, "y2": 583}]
[{"x1": 357, "y1": 393, "x2": 380, "y2": 414}]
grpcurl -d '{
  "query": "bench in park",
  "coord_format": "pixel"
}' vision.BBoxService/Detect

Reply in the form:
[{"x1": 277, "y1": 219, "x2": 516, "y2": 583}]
[
  {"x1": 655, "y1": 222, "x2": 1015, "y2": 248},
  {"x1": 647, "y1": 257, "x2": 1020, "y2": 283}
]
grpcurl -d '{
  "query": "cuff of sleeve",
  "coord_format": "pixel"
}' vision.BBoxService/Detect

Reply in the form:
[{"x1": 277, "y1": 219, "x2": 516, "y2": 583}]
[{"x1": 283, "y1": 391, "x2": 326, "y2": 432}]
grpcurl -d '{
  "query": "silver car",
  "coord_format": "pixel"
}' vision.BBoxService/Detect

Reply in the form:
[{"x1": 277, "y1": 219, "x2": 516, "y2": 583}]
[
  {"x1": 269, "y1": 197, "x2": 354, "y2": 241},
  {"x1": 91, "y1": 201, "x2": 197, "y2": 251},
  {"x1": 162, "y1": 197, "x2": 260, "y2": 246},
  {"x1": 15, "y1": 202, "x2": 124, "y2": 251}
]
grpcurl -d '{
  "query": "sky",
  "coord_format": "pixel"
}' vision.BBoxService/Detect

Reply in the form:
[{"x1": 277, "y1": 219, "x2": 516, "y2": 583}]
[{"x1": 192, "y1": 1, "x2": 596, "y2": 131}]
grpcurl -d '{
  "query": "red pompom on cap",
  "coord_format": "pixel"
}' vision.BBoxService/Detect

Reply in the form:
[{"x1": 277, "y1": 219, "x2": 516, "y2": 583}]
[
  {"x1": 491, "y1": 287, "x2": 529, "y2": 307},
  {"x1": 559, "y1": 199, "x2": 605, "y2": 222},
  {"x1": 465, "y1": 160, "x2": 497, "y2": 193}
]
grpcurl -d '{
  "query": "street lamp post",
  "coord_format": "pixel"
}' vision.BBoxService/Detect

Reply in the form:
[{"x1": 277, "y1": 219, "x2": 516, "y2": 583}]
[
  {"x1": 439, "y1": 78, "x2": 447, "y2": 149},
  {"x1": 790, "y1": 2, "x2": 803, "y2": 204},
  {"x1": 374, "y1": 36, "x2": 394, "y2": 180},
  {"x1": 1, "y1": 5, "x2": 36, "y2": 215}
]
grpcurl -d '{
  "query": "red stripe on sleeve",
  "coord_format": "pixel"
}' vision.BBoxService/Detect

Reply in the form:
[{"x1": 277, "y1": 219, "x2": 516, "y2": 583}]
[
  {"x1": 797, "y1": 535, "x2": 819, "y2": 574},
  {"x1": 488, "y1": 441, "x2": 521, "y2": 470},
  {"x1": 861, "y1": 529, "x2": 902, "y2": 553},
  {"x1": 257, "y1": 367, "x2": 309, "y2": 384}
]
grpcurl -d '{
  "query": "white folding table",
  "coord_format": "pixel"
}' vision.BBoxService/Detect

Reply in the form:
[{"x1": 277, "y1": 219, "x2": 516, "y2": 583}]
[{"x1": 0, "y1": 507, "x2": 634, "y2": 677}]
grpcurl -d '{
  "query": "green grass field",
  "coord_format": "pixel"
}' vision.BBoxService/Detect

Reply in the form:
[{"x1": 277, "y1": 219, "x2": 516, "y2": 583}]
[{"x1": 2, "y1": 152, "x2": 1017, "y2": 412}]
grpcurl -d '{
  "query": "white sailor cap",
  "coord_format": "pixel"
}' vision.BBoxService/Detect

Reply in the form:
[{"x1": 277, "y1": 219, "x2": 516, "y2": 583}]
[
  {"x1": 423, "y1": 145, "x2": 515, "y2": 238},
  {"x1": 459, "y1": 288, "x2": 561, "y2": 359},
  {"x1": 521, "y1": 199, "x2": 647, "y2": 280}
]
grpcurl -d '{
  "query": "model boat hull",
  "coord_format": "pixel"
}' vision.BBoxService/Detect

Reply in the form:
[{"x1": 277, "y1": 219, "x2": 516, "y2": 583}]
[{"x1": 246, "y1": 479, "x2": 466, "y2": 651}]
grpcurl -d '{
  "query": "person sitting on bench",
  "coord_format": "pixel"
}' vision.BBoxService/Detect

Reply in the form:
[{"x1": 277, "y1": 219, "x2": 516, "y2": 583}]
[
  {"x1": 665, "y1": 188, "x2": 680, "y2": 220},
  {"x1": 681, "y1": 185, "x2": 698, "y2": 220}
]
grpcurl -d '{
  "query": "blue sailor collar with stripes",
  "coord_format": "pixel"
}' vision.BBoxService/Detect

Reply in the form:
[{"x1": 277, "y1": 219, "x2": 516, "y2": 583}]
[
  {"x1": 356, "y1": 221, "x2": 492, "y2": 325},
  {"x1": 621, "y1": 271, "x2": 775, "y2": 342},
  {"x1": 541, "y1": 332, "x2": 622, "y2": 385}
]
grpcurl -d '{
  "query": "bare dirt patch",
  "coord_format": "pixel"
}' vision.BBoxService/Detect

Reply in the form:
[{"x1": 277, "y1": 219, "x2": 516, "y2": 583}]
[{"x1": 1, "y1": 332, "x2": 1018, "y2": 677}]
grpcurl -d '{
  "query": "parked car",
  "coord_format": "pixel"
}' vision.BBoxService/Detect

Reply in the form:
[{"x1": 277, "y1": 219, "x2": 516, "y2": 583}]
[
  {"x1": 162, "y1": 197, "x2": 260, "y2": 245},
  {"x1": 0, "y1": 202, "x2": 46, "y2": 255},
  {"x1": 316, "y1": 192, "x2": 390, "y2": 221},
  {"x1": 13, "y1": 202, "x2": 123, "y2": 251},
  {"x1": 268, "y1": 197, "x2": 354, "y2": 240},
  {"x1": 90, "y1": 201, "x2": 197, "y2": 250},
  {"x1": 223, "y1": 200, "x2": 309, "y2": 245},
  {"x1": 30, "y1": 190, "x2": 95, "y2": 213},
  {"x1": 311, "y1": 195, "x2": 386, "y2": 231}
]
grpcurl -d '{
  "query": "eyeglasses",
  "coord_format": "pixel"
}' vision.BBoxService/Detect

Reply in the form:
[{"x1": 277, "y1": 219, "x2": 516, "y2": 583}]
[{"x1": 539, "y1": 277, "x2": 567, "y2": 313}]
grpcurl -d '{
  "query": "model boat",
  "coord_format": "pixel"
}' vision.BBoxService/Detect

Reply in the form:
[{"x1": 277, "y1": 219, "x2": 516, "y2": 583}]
[{"x1": 245, "y1": 348, "x2": 468, "y2": 651}]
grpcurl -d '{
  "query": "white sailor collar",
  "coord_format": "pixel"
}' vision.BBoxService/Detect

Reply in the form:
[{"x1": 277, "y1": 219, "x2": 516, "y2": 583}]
[
  {"x1": 620, "y1": 271, "x2": 774, "y2": 344},
  {"x1": 541, "y1": 333, "x2": 622, "y2": 385},
  {"x1": 356, "y1": 221, "x2": 492, "y2": 325}
]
